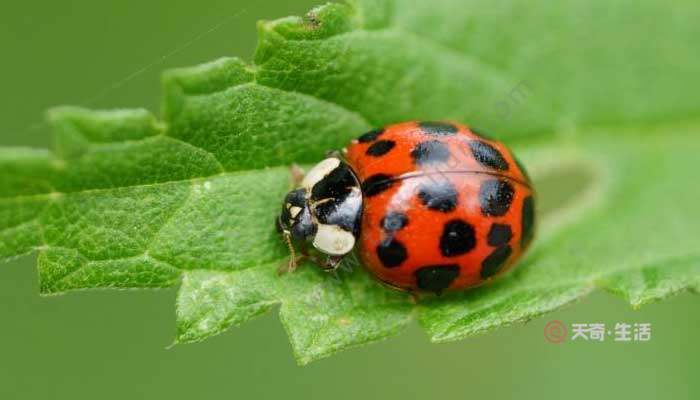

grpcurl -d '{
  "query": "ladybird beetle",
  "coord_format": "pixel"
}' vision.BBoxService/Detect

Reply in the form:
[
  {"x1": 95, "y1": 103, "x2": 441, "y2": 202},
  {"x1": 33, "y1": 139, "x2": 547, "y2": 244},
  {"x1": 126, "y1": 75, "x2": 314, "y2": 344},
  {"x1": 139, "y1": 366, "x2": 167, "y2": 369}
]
[{"x1": 277, "y1": 121, "x2": 535, "y2": 294}]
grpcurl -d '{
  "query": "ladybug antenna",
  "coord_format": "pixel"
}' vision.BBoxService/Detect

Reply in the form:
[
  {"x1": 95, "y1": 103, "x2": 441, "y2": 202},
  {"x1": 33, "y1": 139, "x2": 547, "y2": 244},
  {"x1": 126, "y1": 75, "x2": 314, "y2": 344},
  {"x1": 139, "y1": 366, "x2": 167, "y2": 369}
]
[{"x1": 282, "y1": 231, "x2": 298, "y2": 272}]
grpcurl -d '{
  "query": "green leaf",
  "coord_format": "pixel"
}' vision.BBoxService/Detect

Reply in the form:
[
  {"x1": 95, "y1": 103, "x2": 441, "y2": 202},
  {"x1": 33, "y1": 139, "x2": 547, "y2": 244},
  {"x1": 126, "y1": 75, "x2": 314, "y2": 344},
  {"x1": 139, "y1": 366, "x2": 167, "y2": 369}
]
[{"x1": 1, "y1": 0, "x2": 699, "y2": 364}]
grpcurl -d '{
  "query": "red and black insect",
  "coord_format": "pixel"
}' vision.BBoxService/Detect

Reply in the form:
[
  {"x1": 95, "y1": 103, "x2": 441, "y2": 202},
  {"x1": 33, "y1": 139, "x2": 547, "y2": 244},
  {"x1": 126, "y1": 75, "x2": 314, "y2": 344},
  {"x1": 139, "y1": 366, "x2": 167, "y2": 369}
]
[{"x1": 277, "y1": 121, "x2": 535, "y2": 294}]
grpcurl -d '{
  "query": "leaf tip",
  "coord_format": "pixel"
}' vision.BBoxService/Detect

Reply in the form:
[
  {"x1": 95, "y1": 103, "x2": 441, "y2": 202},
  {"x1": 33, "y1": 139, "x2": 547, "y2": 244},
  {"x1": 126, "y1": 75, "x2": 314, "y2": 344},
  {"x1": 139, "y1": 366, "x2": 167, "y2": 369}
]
[
  {"x1": 253, "y1": 2, "x2": 359, "y2": 65},
  {"x1": 46, "y1": 106, "x2": 163, "y2": 159}
]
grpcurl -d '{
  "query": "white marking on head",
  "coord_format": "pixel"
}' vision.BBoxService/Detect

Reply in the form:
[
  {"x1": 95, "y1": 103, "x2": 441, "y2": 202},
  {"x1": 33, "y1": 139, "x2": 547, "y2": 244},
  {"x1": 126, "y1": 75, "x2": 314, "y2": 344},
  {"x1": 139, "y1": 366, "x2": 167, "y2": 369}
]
[
  {"x1": 289, "y1": 206, "x2": 302, "y2": 218},
  {"x1": 302, "y1": 157, "x2": 341, "y2": 188},
  {"x1": 312, "y1": 223, "x2": 355, "y2": 255}
]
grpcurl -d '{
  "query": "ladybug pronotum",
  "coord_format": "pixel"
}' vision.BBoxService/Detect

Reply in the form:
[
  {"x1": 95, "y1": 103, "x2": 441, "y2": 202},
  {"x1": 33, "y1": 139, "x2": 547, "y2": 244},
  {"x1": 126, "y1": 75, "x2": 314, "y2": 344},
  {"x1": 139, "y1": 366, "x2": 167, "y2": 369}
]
[{"x1": 276, "y1": 121, "x2": 535, "y2": 294}]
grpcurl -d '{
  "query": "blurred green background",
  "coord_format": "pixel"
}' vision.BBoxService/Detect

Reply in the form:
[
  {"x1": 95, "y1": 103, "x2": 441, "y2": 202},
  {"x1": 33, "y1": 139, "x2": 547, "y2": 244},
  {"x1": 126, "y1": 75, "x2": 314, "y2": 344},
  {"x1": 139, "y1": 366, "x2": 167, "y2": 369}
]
[{"x1": 1, "y1": 1, "x2": 697, "y2": 399}]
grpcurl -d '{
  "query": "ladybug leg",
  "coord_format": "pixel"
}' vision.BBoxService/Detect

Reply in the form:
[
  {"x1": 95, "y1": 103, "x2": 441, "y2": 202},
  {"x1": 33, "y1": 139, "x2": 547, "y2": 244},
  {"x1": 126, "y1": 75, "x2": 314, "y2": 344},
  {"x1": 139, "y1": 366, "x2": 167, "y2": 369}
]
[
  {"x1": 409, "y1": 292, "x2": 421, "y2": 304},
  {"x1": 277, "y1": 231, "x2": 305, "y2": 275},
  {"x1": 319, "y1": 255, "x2": 344, "y2": 271},
  {"x1": 278, "y1": 237, "x2": 347, "y2": 274},
  {"x1": 296, "y1": 242, "x2": 346, "y2": 272},
  {"x1": 289, "y1": 164, "x2": 305, "y2": 187},
  {"x1": 298, "y1": 244, "x2": 339, "y2": 270},
  {"x1": 277, "y1": 254, "x2": 307, "y2": 275}
]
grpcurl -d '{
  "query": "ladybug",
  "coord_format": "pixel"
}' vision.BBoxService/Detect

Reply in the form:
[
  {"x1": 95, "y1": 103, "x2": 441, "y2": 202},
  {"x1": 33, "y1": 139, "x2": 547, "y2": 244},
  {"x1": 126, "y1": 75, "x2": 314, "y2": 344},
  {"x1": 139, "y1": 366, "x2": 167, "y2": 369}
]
[{"x1": 276, "y1": 121, "x2": 535, "y2": 294}]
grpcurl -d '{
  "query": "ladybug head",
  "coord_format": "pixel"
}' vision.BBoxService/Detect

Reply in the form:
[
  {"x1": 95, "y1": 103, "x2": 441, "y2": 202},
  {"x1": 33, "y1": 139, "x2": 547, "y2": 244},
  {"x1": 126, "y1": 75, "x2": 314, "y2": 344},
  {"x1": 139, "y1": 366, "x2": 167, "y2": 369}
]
[
  {"x1": 277, "y1": 188, "x2": 317, "y2": 242},
  {"x1": 277, "y1": 157, "x2": 363, "y2": 272}
]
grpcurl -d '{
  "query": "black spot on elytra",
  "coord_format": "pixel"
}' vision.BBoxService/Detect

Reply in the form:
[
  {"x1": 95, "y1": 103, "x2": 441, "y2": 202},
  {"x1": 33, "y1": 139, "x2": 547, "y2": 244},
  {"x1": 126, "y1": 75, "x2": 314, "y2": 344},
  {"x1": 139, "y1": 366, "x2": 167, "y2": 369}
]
[
  {"x1": 381, "y1": 212, "x2": 408, "y2": 232},
  {"x1": 479, "y1": 179, "x2": 514, "y2": 217},
  {"x1": 310, "y1": 164, "x2": 355, "y2": 201},
  {"x1": 440, "y1": 219, "x2": 476, "y2": 257},
  {"x1": 521, "y1": 196, "x2": 535, "y2": 249},
  {"x1": 376, "y1": 237, "x2": 407, "y2": 268},
  {"x1": 487, "y1": 224, "x2": 512, "y2": 247},
  {"x1": 419, "y1": 121, "x2": 458, "y2": 136},
  {"x1": 362, "y1": 174, "x2": 395, "y2": 197},
  {"x1": 366, "y1": 140, "x2": 396, "y2": 157},
  {"x1": 469, "y1": 127, "x2": 493, "y2": 141},
  {"x1": 469, "y1": 140, "x2": 509, "y2": 171},
  {"x1": 414, "y1": 264, "x2": 460, "y2": 295},
  {"x1": 418, "y1": 180, "x2": 458, "y2": 212},
  {"x1": 411, "y1": 140, "x2": 451, "y2": 166},
  {"x1": 481, "y1": 245, "x2": 512, "y2": 278},
  {"x1": 357, "y1": 128, "x2": 384, "y2": 143}
]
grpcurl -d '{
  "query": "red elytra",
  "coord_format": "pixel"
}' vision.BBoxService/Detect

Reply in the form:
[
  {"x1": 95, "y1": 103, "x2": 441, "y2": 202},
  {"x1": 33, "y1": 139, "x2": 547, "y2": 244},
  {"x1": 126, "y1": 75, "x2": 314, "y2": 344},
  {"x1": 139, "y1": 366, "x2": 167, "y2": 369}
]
[{"x1": 343, "y1": 121, "x2": 535, "y2": 294}]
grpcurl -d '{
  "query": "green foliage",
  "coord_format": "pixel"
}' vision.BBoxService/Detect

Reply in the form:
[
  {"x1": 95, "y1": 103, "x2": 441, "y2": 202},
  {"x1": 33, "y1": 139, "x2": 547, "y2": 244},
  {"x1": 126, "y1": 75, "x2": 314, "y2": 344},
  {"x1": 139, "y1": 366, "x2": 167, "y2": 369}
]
[{"x1": 1, "y1": 0, "x2": 699, "y2": 364}]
